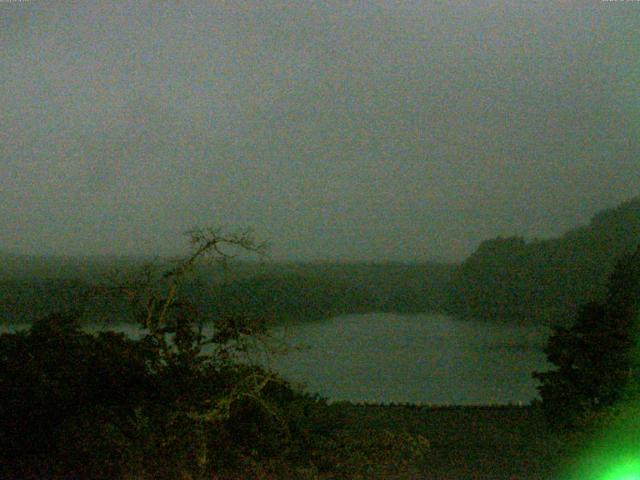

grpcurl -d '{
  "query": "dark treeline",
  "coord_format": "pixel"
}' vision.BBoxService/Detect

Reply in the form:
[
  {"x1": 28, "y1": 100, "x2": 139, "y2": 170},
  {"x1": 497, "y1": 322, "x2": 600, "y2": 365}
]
[
  {"x1": 1, "y1": 196, "x2": 639, "y2": 326},
  {"x1": 0, "y1": 259, "x2": 455, "y2": 325},
  {"x1": 203, "y1": 262, "x2": 454, "y2": 324},
  {"x1": 449, "y1": 196, "x2": 640, "y2": 325}
]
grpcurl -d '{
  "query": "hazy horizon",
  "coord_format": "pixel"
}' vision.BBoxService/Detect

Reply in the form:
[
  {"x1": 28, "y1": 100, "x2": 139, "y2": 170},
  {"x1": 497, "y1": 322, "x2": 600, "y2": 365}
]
[
  {"x1": 2, "y1": 2, "x2": 639, "y2": 262},
  {"x1": 2, "y1": 194, "x2": 638, "y2": 264}
]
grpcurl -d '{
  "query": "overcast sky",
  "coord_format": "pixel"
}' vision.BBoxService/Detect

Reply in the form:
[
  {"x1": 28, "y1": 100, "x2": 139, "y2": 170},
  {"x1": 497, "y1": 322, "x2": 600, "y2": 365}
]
[{"x1": 1, "y1": 1, "x2": 639, "y2": 261}]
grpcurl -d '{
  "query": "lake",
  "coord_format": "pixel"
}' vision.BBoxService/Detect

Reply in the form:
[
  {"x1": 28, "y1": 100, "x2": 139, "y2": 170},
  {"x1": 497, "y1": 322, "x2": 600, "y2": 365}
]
[
  {"x1": 2, "y1": 313, "x2": 551, "y2": 405},
  {"x1": 262, "y1": 313, "x2": 551, "y2": 405}
]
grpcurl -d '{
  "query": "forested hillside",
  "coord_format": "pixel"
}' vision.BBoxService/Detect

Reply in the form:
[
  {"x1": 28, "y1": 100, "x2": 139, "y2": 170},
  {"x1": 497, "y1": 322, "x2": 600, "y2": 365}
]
[
  {"x1": 203, "y1": 262, "x2": 454, "y2": 323},
  {"x1": 448, "y1": 197, "x2": 640, "y2": 325},
  {"x1": 0, "y1": 258, "x2": 454, "y2": 325}
]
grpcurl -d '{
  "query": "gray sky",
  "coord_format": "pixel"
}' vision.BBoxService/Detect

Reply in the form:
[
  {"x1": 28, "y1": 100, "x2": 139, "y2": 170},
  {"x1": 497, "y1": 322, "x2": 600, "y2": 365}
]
[{"x1": 1, "y1": 1, "x2": 639, "y2": 261}]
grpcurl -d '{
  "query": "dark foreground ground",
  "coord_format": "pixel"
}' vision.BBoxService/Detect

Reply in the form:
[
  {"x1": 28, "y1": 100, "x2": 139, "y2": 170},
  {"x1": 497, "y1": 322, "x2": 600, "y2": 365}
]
[{"x1": 333, "y1": 403, "x2": 570, "y2": 480}]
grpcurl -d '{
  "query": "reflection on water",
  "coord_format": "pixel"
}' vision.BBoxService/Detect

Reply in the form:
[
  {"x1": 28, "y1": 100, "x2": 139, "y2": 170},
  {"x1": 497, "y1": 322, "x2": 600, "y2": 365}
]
[{"x1": 2, "y1": 313, "x2": 551, "y2": 405}]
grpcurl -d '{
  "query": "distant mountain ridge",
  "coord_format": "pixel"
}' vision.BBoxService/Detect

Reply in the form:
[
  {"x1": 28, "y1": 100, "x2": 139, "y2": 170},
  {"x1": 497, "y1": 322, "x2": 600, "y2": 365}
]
[{"x1": 448, "y1": 196, "x2": 640, "y2": 325}]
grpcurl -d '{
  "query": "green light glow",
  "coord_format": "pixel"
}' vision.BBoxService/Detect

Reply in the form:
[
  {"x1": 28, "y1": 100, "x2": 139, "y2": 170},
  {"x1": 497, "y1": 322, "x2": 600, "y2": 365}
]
[
  {"x1": 600, "y1": 458, "x2": 640, "y2": 480},
  {"x1": 558, "y1": 399, "x2": 640, "y2": 480},
  {"x1": 570, "y1": 308, "x2": 640, "y2": 480}
]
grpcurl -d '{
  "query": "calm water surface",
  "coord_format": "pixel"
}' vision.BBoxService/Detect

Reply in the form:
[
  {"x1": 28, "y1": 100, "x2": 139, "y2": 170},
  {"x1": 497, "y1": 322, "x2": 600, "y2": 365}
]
[
  {"x1": 3, "y1": 313, "x2": 551, "y2": 405},
  {"x1": 264, "y1": 313, "x2": 550, "y2": 405}
]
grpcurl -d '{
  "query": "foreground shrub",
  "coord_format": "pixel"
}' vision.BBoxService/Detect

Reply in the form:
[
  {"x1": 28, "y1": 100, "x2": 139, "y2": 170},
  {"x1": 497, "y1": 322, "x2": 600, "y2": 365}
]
[
  {"x1": 0, "y1": 312, "x2": 332, "y2": 479},
  {"x1": 0, "y1": 229, "x2": 430, "y2": 478},
  {"x1": 0, "y1": 313, "x2": 153, "y2": 478}
]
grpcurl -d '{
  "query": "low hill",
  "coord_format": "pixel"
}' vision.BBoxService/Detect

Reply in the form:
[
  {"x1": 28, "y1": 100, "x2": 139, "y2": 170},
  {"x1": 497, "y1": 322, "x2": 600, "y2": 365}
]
[
  {"x1": 448, "y1": 196, "x2": 640, "y2": 325},
  {"x1": 0, "y1": 258, "x2": 455, "y2": 325},
  {"x1": 202, "y1": 261, "x2": 454, "y2": 323}
]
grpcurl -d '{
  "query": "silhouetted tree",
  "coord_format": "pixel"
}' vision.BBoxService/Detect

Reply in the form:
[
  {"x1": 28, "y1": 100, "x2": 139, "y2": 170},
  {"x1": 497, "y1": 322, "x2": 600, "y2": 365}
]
[
  {"x1": 0, "y1": 228, "x2": 306, "y2": 479},
  {"x1": 0, "y1": 227, "x2": 431, "y2": 479},
  {"x1": 534, "y1": 245, "x2": 640, "y2": 428}
]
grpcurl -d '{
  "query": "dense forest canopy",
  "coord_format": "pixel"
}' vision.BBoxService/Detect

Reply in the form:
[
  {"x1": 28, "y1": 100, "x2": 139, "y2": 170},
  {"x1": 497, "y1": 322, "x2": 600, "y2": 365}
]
[{"x1": 449, "y1": 196, "x2": 640, "y2": 325}]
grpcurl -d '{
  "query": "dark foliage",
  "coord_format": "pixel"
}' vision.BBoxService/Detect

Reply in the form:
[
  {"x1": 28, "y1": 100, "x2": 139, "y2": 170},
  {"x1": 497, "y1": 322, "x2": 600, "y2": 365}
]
[
  {"x1": 449, "y1": 197, "x2": 640, "y2": 324},
  {"x1": 534, "y1": 245, "x2": 640, "y2": 429},
  {"x1": 0, "y1": 261, "x2": 455, "y2": 326},
  {"x1": 0, "y1": 313, "x2": 431, "y2": 479},
  {"x1": 0, "y1": 312, "x2": 154, "y2": 478},
  {"x1": 0, "y1": 311, "x2": 331, "y2": 479},
  {"x1": 0, "y1": 229, "x2": 430, "y2": 479},
  {"x1": 204, "y1": 262, "x2": 454, "y2": 324}
]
